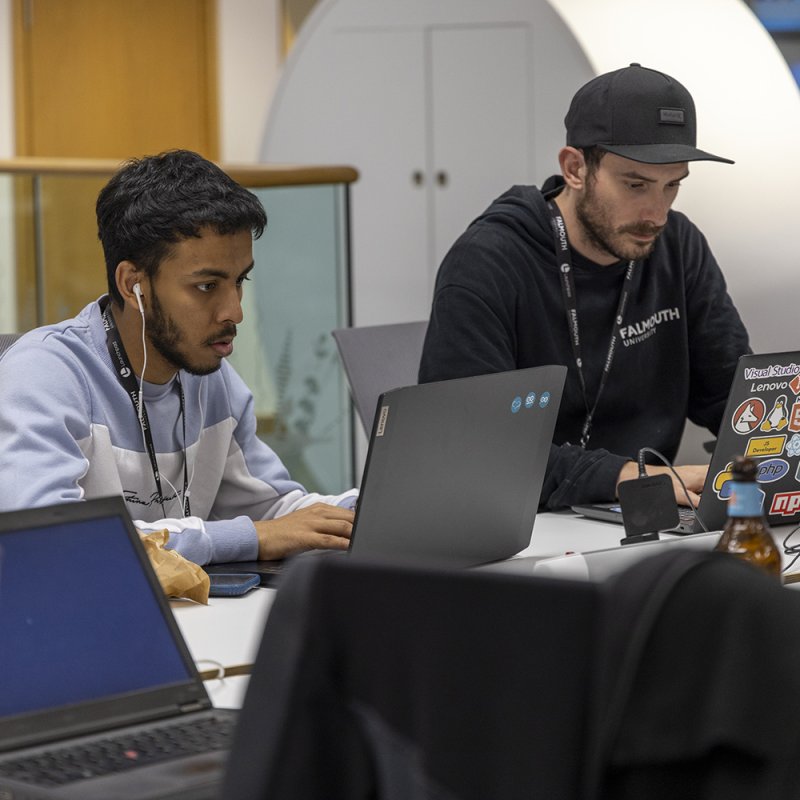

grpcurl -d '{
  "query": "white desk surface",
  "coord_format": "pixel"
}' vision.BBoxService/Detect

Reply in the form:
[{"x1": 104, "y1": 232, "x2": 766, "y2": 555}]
[
  {"x1": 171, "y1": 583, "x2": 275, "y2": 670},
  {"x1": 168, "y1": 511, "x2": 639, "y2": 707},
  {"x1": 170, "y1": 510, "x2": 798, "y2": 708},
  {"x1": 171, "y1": 586, "x2": 275, "y2": 710},
  {"x1": 172, "y1": 513, "x2": 616, "y2": 652},
  {"x1": 519, "y1": 508, "x2": 629, "y2": 557}
]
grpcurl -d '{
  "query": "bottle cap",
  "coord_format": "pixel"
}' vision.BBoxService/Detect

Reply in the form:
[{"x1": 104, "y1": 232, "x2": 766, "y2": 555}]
[{"x1": 731, "y1": 455, "x2": 758, "y2": 481}]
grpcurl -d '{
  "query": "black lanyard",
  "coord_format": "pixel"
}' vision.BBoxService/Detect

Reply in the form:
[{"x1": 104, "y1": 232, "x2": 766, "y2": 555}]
[
  {"x1": 547, "y1": 202, "x2": 636, "y2": 449},
  {"x1": 101, "y1": 299, "x2": 191, "y2": 517}
]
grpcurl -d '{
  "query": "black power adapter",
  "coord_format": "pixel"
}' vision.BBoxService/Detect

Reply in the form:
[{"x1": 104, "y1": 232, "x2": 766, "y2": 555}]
[{"x1": 617, "y1": 473, "x2": 680, "y2": 545}]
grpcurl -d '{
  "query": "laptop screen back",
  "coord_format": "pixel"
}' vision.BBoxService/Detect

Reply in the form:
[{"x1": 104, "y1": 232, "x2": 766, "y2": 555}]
[{"x1": 350, "y1": 365, "x2": 566, "y2": 567}]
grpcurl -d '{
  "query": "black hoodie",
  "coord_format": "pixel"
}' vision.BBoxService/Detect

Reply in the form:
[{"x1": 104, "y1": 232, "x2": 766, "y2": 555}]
[{"x1": 419, "y1": 180, "x2": 750, "y2": 509}]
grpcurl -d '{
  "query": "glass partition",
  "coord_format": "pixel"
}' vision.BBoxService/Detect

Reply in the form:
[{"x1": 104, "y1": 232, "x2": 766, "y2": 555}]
[
  {"x1": 229, "y1": 184, "x2": 353, "y2": 494},
  {"x1": 0, "y1": 160, "x2": 356, "y2": 493}
]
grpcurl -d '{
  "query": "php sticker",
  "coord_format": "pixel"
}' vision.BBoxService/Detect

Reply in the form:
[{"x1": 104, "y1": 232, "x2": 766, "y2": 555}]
[{"x1": 756, "y1": 458, "x2": 789, "y2": 483}]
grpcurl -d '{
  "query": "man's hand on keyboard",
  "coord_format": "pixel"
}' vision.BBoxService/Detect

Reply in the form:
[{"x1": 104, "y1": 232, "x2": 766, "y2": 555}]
[{"x1": 616, "y1": 462, "x2": 708, "y2": 508}]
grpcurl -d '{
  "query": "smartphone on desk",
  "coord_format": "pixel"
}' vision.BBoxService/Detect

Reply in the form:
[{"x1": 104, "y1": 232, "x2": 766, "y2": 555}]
[
  {"x1": 205, "y1": 560, "x2": 284, "y2": 588},
  {"x1": 207, "y1": 572, "x2": 260, "y2": 597}
]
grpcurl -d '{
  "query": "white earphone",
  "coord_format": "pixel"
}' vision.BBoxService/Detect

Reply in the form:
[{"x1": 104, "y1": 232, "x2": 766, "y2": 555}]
[
  {"x1": 132, "y1": 282, "x2": 147, "y2": 427},
  {"x1": 133, "y1": 282, "x2": 144, "y2": 315}
]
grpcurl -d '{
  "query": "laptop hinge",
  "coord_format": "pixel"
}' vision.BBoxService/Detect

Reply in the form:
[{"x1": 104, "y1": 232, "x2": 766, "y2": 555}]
[{"x1": 179, "y1": 702, "x2": 207, "y2": 713}]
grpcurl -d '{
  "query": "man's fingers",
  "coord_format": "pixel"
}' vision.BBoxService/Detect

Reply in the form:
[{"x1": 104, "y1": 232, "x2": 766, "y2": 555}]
[
  {"x1": 306, "y1": 502, "x2": 355, "y2": 521},
  {"x1": 315, "y1": 516, "x2": 353, "y2": 539},
  {"x1": 254, "y1": 504, "x2": 357, "y2": 559},
  {"x1": 671, "y1": 482, "x2": 700, "y2": 507},
  {"x1": 301, "y1": 505, "x2": 354, "y2": 537},
  {"x1": 311, "y1": 532, "x2": 352, "y2": 550}
]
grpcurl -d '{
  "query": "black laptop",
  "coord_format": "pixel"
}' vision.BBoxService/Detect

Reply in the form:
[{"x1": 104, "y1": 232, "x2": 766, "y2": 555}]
[
  {"x1": 348, "y1": 364, "x2": 566, "y2": 566},
  {"x1": 573, "y1": 351, "x2": 800, "y2": 533},
  {"x1": 208, "y1": 364, "x2": 566, "y2": 580},
  {"x1": 0, "y1": 496, "x2": 235, "y2": 800}
]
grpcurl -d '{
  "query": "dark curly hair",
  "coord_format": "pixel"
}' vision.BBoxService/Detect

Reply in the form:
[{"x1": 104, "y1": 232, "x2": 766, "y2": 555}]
[{"x1": 96, "y1": 149, "x2": 267, "y2": 305}]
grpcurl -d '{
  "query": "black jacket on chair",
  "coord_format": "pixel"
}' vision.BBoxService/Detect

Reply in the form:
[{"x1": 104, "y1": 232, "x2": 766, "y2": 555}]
[
  {"x1": 594, "y1": 549, "x2": 800, "y2": 799},
  {"x1": 222, "y1": 549, "x2": 800, "y2": 800},
  {"x1": 223, "y1": 554, "x2": 600, "y2": 800}
]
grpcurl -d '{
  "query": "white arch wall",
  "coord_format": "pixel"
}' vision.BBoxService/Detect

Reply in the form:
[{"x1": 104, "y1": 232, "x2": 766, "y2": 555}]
[
  {"x1": 261, "y1": 0, "x2": 595, "y2": 326},
  {"x1": 262, "y1": 0, "x2": 800, "y2": 353}
]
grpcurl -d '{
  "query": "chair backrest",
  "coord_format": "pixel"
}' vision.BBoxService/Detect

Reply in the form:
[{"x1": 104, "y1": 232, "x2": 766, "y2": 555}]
[
  {"x1": 226, "y1": 550, "x2": 800, "y2": 800},
  {"x1": 0, "y1": 333, "x2": 22, "y2": 358},
  {"x1": 331, "y1": 321, "x2": 428, "y2": 434},
  {"x1": 224, "y1": 555, "x2": 599, "y2": 800}
]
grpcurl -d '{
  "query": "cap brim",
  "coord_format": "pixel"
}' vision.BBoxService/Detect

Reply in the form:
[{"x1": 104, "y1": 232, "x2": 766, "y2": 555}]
[{"x1": 599, "y1": 143, "x2": 734, "y2": 165}]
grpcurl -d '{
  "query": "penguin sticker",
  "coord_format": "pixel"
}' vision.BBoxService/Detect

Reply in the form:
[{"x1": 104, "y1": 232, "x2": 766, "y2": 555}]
[{"x1": 761, "y1": 395, "x2": 790, "y2": 432}]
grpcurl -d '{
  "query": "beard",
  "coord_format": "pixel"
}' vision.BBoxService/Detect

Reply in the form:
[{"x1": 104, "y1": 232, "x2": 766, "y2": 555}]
[
  {"x1": 575, "y1": 181, "x2": 665, "y2": 263},
  {"x1": 147, "y1": 291, "x2": 234, "y2": 377}
]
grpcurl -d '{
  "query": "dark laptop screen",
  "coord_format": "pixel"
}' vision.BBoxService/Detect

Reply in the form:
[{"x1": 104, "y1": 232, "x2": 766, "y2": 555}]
[{"x1": 0, "y1": 513, "x2": 193, "y2": 719}]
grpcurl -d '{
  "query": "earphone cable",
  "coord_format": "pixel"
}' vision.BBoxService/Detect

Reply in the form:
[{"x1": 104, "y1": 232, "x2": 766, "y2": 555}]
[{"x1": 135, "y1": 298, "x2": 188, "y2": 518}]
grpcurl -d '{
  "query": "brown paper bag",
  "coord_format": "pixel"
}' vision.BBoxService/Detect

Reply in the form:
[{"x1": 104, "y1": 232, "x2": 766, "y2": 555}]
[{"x1": 139, "y1": 529, "x2": 210, "y2": 604}]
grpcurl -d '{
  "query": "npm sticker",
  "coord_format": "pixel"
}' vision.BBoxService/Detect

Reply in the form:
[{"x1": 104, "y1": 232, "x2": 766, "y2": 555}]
[
  {"x1": 769, "y1": 491, "x2": 800, "y2": 517},
  {"x1": 745, "y1": 435, "x2": 787, "y2": 458}
]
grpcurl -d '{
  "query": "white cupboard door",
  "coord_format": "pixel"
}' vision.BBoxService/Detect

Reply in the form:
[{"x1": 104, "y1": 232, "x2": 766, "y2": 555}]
[
  {"x1": 428, "y1": 25, "x2": 531, "y2": 278},
  {"x1": 331, "y1": 30, "x2": 430, "y2": 326}
]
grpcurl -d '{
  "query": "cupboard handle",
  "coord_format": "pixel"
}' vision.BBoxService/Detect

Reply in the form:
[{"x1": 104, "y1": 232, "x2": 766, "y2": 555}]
[
  {"x1": 411, "y1": 170, "x2": 425, "y2": 186},
  {"x1": 436, "y1": 170, "x2": 449, "y2": 188}
]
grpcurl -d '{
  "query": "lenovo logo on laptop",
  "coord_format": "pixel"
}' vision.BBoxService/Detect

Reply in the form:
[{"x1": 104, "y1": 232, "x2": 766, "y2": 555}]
[{"x1": 376, "y1": 405, "x2": 389, "y2": 437}]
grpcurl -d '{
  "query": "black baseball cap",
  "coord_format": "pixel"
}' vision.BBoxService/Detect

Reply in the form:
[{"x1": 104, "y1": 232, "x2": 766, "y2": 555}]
[{"x1": 565, "y1": 63, "x2": 733, "y2": 165}]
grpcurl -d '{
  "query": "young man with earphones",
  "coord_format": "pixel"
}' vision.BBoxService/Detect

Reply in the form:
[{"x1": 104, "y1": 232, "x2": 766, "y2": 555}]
[{"x1": 0, "y1": 150, "x2": 357, "y2": 565}]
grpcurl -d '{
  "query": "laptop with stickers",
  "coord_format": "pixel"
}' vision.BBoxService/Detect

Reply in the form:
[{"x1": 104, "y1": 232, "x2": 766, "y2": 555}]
[
  {"x1": 0, "y1": 496, "x2": 235, "y2": 800},
  {"x1": 573, "y1": 351, "x2": 800, "y2": 533}
]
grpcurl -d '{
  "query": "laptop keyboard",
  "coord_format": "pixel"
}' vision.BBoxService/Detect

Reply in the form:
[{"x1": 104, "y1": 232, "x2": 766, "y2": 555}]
[{"x1": 0, "y1": 714, "x2": 235, "y2": 787}]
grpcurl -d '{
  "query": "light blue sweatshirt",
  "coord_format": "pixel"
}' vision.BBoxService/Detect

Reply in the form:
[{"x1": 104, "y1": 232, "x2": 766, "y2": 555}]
[{"x1": 0, "y1": 298, "x2": 358, "y2": 564}]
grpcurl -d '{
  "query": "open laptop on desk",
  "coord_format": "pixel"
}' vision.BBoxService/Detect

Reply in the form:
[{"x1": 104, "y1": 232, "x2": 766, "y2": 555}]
[
  {"x1": 208, "y1": 364, "x2": 566, "y2": 579},
  {"x1": 572, "y1": 351, "x2": 800, "y2": 533},
  {"x1": 0, "y1": 496, "x2": 235, "y2": 800}
]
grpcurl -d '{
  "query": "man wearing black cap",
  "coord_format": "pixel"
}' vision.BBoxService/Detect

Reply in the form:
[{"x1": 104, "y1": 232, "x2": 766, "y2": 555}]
[{"x1": 419, "y1": 64, "x2": 750, "y2": 510}]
